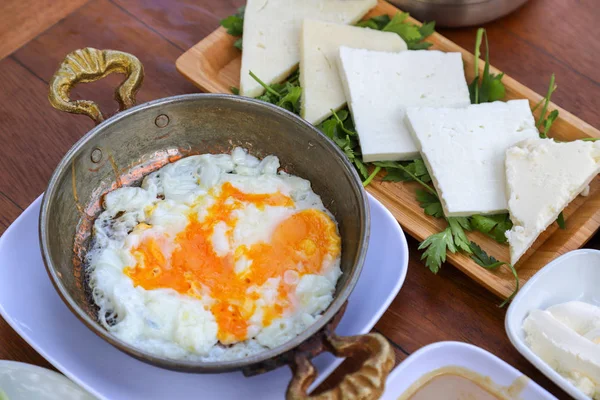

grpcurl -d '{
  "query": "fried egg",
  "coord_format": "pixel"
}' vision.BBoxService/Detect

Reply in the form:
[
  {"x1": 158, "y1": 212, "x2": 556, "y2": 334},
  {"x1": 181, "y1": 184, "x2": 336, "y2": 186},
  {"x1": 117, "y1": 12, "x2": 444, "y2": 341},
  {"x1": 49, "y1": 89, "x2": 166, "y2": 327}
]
[{"x1": 87, "y1": 148, "x2": 342, "y2": 361}]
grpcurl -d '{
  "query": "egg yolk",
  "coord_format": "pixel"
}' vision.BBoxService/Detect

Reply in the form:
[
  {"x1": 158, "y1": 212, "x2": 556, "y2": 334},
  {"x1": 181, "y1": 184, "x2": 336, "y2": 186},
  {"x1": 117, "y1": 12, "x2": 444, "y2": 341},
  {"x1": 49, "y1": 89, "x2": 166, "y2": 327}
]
[{"x1": 124, "y1": 182, "x2": 341, "y2": 343}]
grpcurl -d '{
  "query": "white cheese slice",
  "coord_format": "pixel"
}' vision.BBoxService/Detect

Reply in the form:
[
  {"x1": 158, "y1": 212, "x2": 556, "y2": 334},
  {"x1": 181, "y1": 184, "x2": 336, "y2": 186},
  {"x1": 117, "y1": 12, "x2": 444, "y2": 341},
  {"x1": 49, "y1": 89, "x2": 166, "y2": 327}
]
[
  {"x1": 505, "y1": 138, "x2": 600, "y2": 265},
  {"x1": 300, "y1": 20, "x2": 407, "y2": 125},
  {"x1": 337, "y1": 47, "x2": 471, "y2": 162},
  {"x1": 405, "y1": 100, "x2": 539, "y2": 217},
  {"x1": 240, "y1": 0, "x2": 377, "y2": 98}
]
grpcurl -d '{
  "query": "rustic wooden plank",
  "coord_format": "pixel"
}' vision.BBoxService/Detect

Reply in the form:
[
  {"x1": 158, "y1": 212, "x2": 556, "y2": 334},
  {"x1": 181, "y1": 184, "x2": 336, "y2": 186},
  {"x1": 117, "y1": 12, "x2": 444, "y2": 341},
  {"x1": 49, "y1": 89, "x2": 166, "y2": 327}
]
[
  {"x1": 0, "y1": 0, "x2": 89, "y2": 60},
  {"x1": 111, "y1": 0, "x2": 245, "y2": 51},
  {"x1": 1, "y1": 0, "x2": 198, "y2": 209},
  {"x1": 497, "y1": 0, "x2": 600, "y2": 87},
  {"x1": 0, "y1": 56, "x2": 92, "y2": 209},
  {"x1": 374, "y1": 237, "x2": 571, "y2": 399},
  {"x1": 0, "y1": 192, "x2": 23, "y2": 236}
]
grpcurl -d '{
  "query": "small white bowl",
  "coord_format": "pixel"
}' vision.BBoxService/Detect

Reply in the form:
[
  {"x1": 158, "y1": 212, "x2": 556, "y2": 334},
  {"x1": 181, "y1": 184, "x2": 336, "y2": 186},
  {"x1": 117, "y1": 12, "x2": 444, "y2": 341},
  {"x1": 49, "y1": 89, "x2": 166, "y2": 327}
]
[
  {"x1": 0, "y1": 360, "x2": 95, "y2": 400},
  {"x1": 381, "y1": 341, "x2": 553, "y2": 399},
  {"x1": 506, "y1": 248, "x2": 600, "y2": 400}
]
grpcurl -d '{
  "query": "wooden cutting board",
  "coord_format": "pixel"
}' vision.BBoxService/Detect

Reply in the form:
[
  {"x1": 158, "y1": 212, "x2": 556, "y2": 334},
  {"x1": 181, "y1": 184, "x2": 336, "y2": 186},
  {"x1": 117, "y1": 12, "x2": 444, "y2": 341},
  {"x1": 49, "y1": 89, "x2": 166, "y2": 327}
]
[{"x1": 175, "y1": 0, "x2": 600, "y2": 299}]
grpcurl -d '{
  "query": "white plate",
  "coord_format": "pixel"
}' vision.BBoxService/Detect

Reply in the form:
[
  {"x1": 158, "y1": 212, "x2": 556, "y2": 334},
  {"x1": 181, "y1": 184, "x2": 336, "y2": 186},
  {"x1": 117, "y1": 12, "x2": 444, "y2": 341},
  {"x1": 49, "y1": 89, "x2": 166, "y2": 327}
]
[
  {"x1": 381, "y1": 341, "x2": 555, "y2": 399},
  {"x1": 0, "y1": 193, "x2": 408, "y2": 400},
  {"x1": 506, "y1": 249, "x2": 600, "y2": 400},
  {"x1": 0, "y1": 360, "x2": 95, "y2": 400}
]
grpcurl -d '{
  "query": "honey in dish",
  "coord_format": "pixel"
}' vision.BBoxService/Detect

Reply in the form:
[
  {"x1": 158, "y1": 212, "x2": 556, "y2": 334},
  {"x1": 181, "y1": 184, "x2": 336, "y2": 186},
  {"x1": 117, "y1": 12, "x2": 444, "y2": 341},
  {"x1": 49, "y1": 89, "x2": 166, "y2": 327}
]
[{"x1": 398, "y1": 367, "x2": 528, "y2": 400}]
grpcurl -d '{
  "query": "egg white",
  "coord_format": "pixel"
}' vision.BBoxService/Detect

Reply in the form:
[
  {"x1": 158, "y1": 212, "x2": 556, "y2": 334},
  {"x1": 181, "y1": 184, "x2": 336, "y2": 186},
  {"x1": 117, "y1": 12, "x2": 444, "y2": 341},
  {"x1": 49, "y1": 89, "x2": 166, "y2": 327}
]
[{"x1": 87, "y1": 148, "x2": 342, "y2": 361}]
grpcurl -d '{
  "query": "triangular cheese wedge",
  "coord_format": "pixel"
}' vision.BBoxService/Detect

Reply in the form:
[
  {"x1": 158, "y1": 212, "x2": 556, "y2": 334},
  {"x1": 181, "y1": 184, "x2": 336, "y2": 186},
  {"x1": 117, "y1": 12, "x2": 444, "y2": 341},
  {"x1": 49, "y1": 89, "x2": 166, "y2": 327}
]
[
  {"x1": 240, "y1": 0, "x2": 377, "y2": 98},
  {"x1": 505, "y1": 138, "x2": 600, "y2": 264},
  {"x1": 300, "y1": 20, "x2": 406, "y2": 125}
]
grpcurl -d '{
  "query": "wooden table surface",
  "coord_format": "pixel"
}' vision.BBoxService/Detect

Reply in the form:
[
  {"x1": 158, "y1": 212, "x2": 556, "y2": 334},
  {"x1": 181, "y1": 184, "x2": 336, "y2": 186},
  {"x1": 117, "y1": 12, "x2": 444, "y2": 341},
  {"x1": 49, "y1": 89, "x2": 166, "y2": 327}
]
[{"x1": 0, "y1": 0, "x2": 598, "y2": 398}]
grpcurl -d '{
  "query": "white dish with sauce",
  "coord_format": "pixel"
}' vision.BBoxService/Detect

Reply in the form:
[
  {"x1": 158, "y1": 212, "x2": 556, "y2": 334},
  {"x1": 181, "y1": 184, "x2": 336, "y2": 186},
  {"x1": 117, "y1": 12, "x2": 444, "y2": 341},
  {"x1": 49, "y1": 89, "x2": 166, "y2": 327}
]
[
  {"x1": 506, "y1": 249, "x2": 600, "y2": 400},
  {"x1": 381, "y1": 341, "x2": 555, "y2": 400}
]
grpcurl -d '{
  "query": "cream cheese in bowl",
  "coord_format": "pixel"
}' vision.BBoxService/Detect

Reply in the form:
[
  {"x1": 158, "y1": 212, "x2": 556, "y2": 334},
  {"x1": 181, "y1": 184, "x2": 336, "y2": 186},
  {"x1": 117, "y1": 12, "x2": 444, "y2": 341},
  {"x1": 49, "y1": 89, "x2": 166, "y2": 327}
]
[{"x1": 523, "y1": 301, "x2": 600, "y2": 399}]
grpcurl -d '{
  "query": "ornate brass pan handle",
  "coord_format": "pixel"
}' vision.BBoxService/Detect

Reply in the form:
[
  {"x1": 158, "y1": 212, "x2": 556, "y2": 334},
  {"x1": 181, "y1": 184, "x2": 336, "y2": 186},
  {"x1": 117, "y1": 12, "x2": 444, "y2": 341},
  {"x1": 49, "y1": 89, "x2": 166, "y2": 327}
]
[
  {"x1": 48, "y1": 48, "x2": 144, "y2": 124},
  {"x1": 287, "y1": 331, "x2": 394, "y2": 400}
]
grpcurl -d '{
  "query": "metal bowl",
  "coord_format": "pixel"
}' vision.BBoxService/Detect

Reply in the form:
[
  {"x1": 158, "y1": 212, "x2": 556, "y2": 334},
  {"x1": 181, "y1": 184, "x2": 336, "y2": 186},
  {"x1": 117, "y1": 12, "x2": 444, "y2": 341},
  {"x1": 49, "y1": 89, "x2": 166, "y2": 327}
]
[
  {"x1": 390, "y1": 0, "x2": 529, "y2": 27},
  {"x1": 39, "y1": 48, "x2": 394, "y2": 399}
]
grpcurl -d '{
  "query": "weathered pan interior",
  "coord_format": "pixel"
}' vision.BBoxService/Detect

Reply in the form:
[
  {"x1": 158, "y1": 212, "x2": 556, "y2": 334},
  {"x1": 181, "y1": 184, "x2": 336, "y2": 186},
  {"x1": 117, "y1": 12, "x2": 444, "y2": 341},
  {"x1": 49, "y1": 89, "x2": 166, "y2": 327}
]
[{"x1": 39, "y1": 94, "x2": 370, "y2": 373}]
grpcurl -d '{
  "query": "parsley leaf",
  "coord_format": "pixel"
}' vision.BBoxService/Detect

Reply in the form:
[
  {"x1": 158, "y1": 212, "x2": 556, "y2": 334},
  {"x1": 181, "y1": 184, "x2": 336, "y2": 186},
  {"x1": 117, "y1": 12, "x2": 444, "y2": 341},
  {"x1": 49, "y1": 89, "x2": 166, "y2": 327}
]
[
  {"x1": 383, "y1": 12, "x2": 422, "y2": 42},
  {"x1": 374, "y1": 160, "x2": 433, "y2": 192},
  {"x1": 470, "y1": 242, "x2": 505, "y2": 269},
  {"x1": 557, "y1": 211, "x2": 566, "y2": 229},
  {"x1": 381, "y1": 12, "x2": 435, "y2": 50},
  {"x1": 419, "y1": 227, "x2": 456, "y2": 274},
  {"x1": 541, "y1": 109, "x2": 559, "y2": 138},
  {"x1": 469, "y1": 28, "x2": 505, "y2": 104},
  {"x1": 234, "y1": 38, "x2": 243, "y2": 51},
  {"x1": 470, "y1": 214, "x2": 512, "y2": 244},
  {"x1": 277, "y1": 84, "x2": 302, "y2": 114},
  {"x1": 250, "y1": 71, "x2": 303, "y2": 113},
  {"x1": 469, "y1": 242, "x2": 519, "y2": 307},
  {"x1": 416, "y1": 189, "x2": 444, "y2": 218},
  {"x1": 353, "y1": 157, "x2": 369, "y2": 180},
  {"x1": 220, "y1": 6, "x2": 245, "y2": 37},
  {"x1": 533, "y1": 73, "x2": 557, "y2": 136},
  {"x1": 362, "y1": 166, "x2": 382, "y2": 187},
  {"x1": 318, "y1": 109, "x2": 376, "y2": 182},
  {"x1": 448, "y1": 217, "x2": 473, "y2": 254},
  {"x1": 356, "y1": 15, "x2": 391, "y2": 30}
]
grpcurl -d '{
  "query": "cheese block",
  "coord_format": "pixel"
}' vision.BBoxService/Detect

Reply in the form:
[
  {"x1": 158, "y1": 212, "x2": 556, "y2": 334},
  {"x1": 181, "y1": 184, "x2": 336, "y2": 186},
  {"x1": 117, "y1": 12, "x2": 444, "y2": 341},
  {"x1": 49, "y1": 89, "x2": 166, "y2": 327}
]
[
  {"x1": 240, "y1": 0, "x2": 377, "y2": 98},
  {"x1": 505, "y1": 138, "x2": 600, "y2": 265},
  {"x1": 337, "y1": 47, "x2": 471, "y2": 162},
  {"x1": 405, "y1": 100, "x2": 539, "y2": 217},
  {"x1": 300, "y1": 20, "x2": 407, "y2": 125}
]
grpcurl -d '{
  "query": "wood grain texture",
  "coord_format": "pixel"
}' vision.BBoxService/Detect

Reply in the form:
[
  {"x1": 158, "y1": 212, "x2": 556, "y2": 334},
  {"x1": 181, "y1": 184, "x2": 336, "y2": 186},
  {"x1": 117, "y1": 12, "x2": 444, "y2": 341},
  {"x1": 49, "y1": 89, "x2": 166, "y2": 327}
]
[
  {"x1": 1, "y1": 0, "x2": 199, "y2": 210},
  {"x1": 175, "y1": 0, "x2": 600, "y2": 299},
  {"x1": 0, "y1": 0, "x2": 89, "y2": 60},
  {"x1": 0, "y1": 0, "x2": 596, "y2": 399},
  {"x1": 0, "y1": 317, "x2": 54, "y2": 370},
  {"x1": 112, "y1": 0, "x2": 245, "y2": 51},
  {"x1": 0, "y1": 192, "x2": 22, "y2": 236}
]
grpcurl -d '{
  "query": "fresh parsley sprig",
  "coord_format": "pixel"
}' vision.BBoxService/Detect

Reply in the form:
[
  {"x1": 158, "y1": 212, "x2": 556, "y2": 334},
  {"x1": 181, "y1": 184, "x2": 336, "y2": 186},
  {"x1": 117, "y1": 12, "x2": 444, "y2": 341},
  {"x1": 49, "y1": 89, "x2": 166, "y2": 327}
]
[
  {"x1": 470, "y1": 214, "x2": 512, "y2": 244},
  {"x1": 469, "y1": 28, "x2": 505, "y2": 104},
  {"x1": 320, "y1": 109, "x2": 371, "y2": 181},
  {"x1": 360, "y1": 12, "x2": 435, "y2": 50},
  {"x1": 398, "y1": 163, "x2": 516, "y2": 304},
  {"x1": 469, "y1": 243, "x2": 519, "y2": 307},
  {"x1": 533, "y1": 73, "x2": 557, "y2": 138},
  {"x1": 249, "y1": 70, "x2": 302, "y2": 114},
  {"x1": 220, "y1": 6, "x2": 245, "y2": 50}
]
